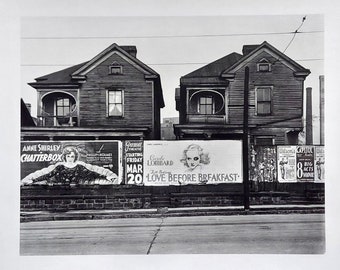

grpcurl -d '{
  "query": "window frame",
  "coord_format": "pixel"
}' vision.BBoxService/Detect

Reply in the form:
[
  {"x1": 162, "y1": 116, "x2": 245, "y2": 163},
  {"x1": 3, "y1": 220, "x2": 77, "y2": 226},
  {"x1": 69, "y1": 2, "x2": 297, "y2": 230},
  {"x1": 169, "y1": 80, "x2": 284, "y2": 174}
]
[
  {"x1": 107, "y1": 89, "x2": 124, "y2": 117},
  {"x1": 198, "y1": 95, "x2": 215, "y2": 115},
  {"x1": 255, "y1": 86, "x2": 273, "y2": 116},
  {"x1": 257, "y1": 58, "x2": 271, "y2": 72},
  {"x1": 55, "y1": 97, "x2": 71, "y2": 125},
  {"x1": 109, "y1": 65, "x2": 123, "y2": 75},
  {"x1": 56, "y1": 97, "x2": 70, "y2": 117}
]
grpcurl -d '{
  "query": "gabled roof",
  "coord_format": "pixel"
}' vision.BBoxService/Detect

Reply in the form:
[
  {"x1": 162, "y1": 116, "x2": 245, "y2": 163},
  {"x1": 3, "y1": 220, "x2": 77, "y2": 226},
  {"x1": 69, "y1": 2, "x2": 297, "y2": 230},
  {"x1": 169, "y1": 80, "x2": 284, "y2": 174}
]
[
  {"x1": 181, "y1": 41, "x2": 310, "y2": 82},
  {"x1": 221, "y1": 41, "x2": 310, "y2": 76},
  {"x1": 71, "y1": 43, "x2": 159, "y2": 78},
  {"x1": 29, "y1": 43, "x2": 161, "y2": 87},
  {"x1": 182, "y1": 52, "x2": 243, "y2": 78},
  {"x1": 28, "y1": 43, "x2": 165, "y2": 108}
]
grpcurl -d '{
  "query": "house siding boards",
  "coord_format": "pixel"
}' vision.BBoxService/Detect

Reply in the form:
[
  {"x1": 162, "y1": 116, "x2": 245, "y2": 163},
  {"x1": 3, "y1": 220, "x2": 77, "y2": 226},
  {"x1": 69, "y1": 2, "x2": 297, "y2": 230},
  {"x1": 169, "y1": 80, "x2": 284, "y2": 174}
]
[
  {"x1": 79, "y1": 53, "x2": 153, "y2": 128},
  {"x1": 24, "y1": 43, "x2": 163, "y2": 140},
  {"x1": 175, "y1": 41, "x2": 309, "y2": 144}
]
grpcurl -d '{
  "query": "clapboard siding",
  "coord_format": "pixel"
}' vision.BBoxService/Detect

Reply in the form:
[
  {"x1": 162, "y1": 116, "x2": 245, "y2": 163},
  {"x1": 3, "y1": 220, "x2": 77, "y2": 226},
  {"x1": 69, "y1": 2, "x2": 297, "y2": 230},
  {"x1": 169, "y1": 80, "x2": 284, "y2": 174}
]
[
  {"x1": 79, "y1": 53, "x2": 153, "y2": 128},
  {"x1": 177, "y1": 42, "x2": 308, "y2": 143},
  {"x1": 227, "y1": 52, "x2": 303, "y2": 127}
]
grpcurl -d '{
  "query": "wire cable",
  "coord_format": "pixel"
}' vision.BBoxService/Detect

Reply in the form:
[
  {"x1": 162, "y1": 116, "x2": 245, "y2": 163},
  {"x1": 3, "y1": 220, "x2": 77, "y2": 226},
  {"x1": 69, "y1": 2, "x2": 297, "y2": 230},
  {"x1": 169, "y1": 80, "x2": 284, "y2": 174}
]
[{"x1": 21, "y1": 29, "x2": 321, "y2": 40}]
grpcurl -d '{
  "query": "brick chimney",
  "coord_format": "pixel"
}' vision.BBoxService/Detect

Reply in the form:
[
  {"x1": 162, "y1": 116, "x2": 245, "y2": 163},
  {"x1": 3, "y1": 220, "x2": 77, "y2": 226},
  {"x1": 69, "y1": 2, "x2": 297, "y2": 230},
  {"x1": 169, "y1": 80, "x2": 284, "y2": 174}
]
[
  {"x1": 305, "y1": 87, "x2": 313, "y2": 145},
  {"x1": 242, "y1": 45, "x2": 259, "y2": 56},
  {"x1": 121, "y1": 46, "x2": 137, "y2": 58}
]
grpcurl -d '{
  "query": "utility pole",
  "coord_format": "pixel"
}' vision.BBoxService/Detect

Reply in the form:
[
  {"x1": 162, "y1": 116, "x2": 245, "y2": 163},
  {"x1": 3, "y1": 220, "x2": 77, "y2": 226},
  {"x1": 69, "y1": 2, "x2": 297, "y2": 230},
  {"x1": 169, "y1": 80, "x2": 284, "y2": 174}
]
[{"x1": 243, "y1": 67, "x2": 250, "y2": 210}]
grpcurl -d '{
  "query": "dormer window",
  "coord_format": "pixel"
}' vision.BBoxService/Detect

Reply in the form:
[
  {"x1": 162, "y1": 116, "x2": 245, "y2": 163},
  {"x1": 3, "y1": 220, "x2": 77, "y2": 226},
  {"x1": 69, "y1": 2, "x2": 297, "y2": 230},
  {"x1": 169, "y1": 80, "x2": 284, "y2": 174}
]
[
  {"x1": 257, "y1": 58, "x2": 271, "y2": 72},
  {"x1": 109, "y1": 64, "x2": 123, "y2": 75}
]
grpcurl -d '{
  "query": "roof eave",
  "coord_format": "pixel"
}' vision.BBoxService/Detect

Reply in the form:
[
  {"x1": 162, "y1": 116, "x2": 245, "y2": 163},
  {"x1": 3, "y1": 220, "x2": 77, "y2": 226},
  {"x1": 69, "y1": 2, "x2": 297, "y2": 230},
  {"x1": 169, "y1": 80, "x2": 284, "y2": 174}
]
[
  {"x1": 294, "y1": 70, "x2": 311, "y2": 78},
  {"x1": 28, "y1": 82, "x2": 80, "y2": 89}
]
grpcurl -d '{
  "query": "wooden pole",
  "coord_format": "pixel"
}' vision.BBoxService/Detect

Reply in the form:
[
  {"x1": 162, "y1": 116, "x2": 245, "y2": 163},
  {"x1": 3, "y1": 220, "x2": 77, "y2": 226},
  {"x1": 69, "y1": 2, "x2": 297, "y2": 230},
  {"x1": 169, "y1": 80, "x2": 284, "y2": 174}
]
[{"x1": 243, "y1": 67, "x2": 250, "y2": 210}]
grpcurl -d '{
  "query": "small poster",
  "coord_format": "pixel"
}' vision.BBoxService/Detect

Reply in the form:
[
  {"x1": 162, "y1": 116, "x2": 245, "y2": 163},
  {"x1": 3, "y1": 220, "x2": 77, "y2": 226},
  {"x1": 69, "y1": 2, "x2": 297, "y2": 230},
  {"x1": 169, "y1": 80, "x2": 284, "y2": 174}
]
[
  {"x1": 296, "y1": 146, "x2": 315, "y2": 182},
  {"x1": 251, "y1": 146, "x2": 277, "y2": 182},
  {"x1": 314, "y1": 146, "x2": 325, "y2": 182},
  {"x1": 277, "y1": 146, "x2": 297, "y2": 182},
  {"x1": 124, "y1": 140, "x2": 144, "y2": 185}
]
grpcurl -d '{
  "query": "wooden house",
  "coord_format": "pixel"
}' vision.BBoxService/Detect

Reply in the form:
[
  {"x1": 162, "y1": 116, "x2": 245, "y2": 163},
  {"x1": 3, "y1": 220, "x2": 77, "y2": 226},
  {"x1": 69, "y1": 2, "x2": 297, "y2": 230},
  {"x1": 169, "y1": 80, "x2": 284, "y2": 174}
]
[
  {"x1": 22, "y1": 43, "x2": 164, "y2": 141},
  {"x1": 174, "y1": 41, "x2": 310, "y2": 145}
]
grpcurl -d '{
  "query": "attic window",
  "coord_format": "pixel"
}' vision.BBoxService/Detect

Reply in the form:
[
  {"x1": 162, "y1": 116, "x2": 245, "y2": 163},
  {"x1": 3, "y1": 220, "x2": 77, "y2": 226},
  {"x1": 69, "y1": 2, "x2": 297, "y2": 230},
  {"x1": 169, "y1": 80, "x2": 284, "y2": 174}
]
[
  {"x1": 257, "y1": 59, "x2": 271, "y2": 72},
  {"x1": 109, "y1": 65, "x2": 123, "y2": 75}
]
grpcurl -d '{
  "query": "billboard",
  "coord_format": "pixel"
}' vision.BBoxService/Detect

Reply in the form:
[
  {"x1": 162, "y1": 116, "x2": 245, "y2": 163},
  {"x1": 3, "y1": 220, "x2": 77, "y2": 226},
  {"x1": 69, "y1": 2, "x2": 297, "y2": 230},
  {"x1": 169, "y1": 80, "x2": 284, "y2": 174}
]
[
  {"x1": 21, "y1": 141, "x2": 122, "y2": 185},
  {"x1": 143, "y1": 140, "x2": 243, "y2": 186}
]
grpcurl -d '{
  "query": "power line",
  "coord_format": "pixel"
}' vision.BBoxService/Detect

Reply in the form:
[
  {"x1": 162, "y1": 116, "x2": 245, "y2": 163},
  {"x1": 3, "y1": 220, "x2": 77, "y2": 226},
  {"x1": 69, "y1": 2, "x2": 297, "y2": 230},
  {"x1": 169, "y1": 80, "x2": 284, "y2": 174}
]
[
  {"x1": 21, "y1": 30, "x2": 323, "y2": 40},
  {"x1": 283, "y1": 16, "x2": 307, "y2": 54},
  {"x1": 20, "y1": 58, "x2": 323, "y2": 67},
  {"x1": 252, "y1": 16, "x2": 309, "y2": 84}
]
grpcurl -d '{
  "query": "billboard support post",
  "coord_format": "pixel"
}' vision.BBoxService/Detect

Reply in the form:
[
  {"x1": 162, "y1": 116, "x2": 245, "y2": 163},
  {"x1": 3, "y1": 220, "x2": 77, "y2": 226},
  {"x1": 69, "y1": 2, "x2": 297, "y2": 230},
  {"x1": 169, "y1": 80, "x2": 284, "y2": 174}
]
[{"x1": 243, "y1": 66, "x2": 250, "y2": 210}]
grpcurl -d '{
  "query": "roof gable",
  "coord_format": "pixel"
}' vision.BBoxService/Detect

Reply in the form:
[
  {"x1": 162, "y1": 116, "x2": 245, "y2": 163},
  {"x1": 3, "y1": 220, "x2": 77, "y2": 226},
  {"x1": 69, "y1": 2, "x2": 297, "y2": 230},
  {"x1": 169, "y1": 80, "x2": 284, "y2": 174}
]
[
  {"x1": 71, "y1": 43, "x2": 159, "y2": 78},
  {"x1": 221, "y1": 41, "x2": 310, "y2": 76}
]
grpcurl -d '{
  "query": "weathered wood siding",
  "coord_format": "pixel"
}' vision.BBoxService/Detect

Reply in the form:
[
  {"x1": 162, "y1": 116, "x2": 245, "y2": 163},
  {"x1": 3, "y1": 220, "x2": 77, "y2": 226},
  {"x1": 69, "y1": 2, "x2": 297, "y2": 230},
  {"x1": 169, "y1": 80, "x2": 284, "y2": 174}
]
[
  {"x1": 228, "y1": 51, "x2": 303, "y2": 127},
  {"x1": 79, "y1": 53, "x2": 153, "y2": 129}
]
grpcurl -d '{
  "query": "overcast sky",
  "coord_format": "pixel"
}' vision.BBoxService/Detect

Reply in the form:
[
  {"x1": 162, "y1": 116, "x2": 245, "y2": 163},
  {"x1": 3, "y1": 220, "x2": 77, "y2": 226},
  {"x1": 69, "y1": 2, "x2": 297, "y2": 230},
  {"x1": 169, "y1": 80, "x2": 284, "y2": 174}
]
[{"x1": 20, "y1": 15, "x2": 323, "y2": 142}]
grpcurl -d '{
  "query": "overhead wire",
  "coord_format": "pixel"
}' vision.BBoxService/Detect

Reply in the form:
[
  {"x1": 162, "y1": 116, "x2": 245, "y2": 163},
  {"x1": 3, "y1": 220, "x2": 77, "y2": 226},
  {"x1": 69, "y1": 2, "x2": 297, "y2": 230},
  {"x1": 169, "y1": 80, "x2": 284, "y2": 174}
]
[
  {"x1": 21, "y1": 18, "x2": 321, "y2": 70},
  {"x1": 21, "y1": 29, "x2": 322, "y2": 40},
  {"x1": 21, "y1": 58, "x2": 323, "y2": 67},
  {"x1": 251, "y1": 16, "x2": 308, "y2": 84}
]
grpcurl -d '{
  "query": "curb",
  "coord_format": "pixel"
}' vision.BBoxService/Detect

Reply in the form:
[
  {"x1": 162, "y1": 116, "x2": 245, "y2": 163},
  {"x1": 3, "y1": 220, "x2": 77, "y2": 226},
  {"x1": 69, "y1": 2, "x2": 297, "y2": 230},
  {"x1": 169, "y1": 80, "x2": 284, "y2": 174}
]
[{"x1": 20, "y1": 205, "x2": 325, "y2": 222}]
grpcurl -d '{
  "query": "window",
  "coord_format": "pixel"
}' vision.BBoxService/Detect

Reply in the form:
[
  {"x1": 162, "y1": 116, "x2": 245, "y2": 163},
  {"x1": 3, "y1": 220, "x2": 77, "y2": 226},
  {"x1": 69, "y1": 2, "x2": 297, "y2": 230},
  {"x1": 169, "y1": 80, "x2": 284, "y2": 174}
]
[
  {"x1": 56, "y1": 98, "x2": 71, "y2": 125},
  {"x1": 198, "y1": 96, "x2": 214, "y2": 114},
  {"x1": 108, "y1": 90, "x2": 123, "y2": 116},
  {"x1": 109, "y1": 65, "x2": 123, "y2": 75},
  {"x1": 256, "y1": 87, "x2": 272, "y2": 115},
  {"x1": 257, "y1": 59, "x2": 271, "y2": 72}
]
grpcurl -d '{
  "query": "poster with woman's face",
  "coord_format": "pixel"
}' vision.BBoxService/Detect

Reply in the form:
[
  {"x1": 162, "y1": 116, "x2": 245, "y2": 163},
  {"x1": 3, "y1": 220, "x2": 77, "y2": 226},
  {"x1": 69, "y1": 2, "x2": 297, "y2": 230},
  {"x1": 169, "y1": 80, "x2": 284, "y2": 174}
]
[
  {"x1": 143, "y1": 140, "x2": 243, "y2": 186},
  {"x1": 21, "y1": 141, "x2": 122, "y2": 185}
]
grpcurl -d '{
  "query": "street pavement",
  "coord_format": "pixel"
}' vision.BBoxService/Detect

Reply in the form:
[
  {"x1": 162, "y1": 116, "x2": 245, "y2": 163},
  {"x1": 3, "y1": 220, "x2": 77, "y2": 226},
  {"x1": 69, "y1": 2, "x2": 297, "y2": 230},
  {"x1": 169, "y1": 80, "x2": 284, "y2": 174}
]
[{"x1": 20, "y1": 213, "x2": 325, "y2": 255}]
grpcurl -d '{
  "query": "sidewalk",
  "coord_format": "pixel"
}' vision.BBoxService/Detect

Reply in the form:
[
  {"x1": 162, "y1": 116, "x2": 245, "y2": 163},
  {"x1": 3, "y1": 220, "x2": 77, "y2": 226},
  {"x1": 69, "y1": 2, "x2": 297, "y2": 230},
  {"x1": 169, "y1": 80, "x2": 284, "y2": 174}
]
[{"x1": 20, "y1": 204, "x2": 325, "y2": 222}]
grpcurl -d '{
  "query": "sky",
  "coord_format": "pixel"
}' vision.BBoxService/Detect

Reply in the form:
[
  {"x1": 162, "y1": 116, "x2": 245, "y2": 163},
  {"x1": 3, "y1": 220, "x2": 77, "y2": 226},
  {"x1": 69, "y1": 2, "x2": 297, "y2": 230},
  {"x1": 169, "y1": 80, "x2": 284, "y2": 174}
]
[{"x1": 20, "y1": 15, "x2": 324, "y2": 143}]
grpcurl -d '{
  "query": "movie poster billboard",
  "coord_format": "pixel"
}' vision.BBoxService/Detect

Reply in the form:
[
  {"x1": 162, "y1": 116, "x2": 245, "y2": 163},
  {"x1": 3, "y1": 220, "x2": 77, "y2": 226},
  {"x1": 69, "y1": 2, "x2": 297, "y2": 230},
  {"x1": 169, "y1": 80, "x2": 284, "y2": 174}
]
[
  {"x1": 277, "y1": 146, "x2": 297, "y2": 182},
  {"x1": 296, "y1": 146, "x2": 315, "y2": 182},
  {"x1": 21, "y1": 141, "x2": 122, "y2": 185},
  {"x1": 143, "y1": 140, "x2": 243, "y2": 186},
  {"x1": 124, "y1": 140, "x2": 143, "y2": 185},
  {"x1": 314, "y1": 146, "x2": 325, "y2": 182}
]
